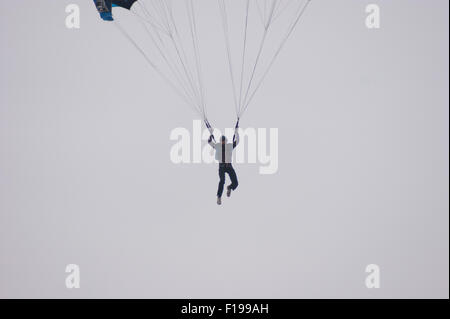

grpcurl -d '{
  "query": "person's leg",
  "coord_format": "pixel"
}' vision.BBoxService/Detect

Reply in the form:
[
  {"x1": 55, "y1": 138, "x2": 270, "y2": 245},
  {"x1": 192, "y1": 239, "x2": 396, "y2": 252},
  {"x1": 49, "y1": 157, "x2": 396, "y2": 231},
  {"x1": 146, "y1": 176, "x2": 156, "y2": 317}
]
[
  {"x1": 217, "y1": 166, "x2": 226, "y2": 198},
  {"x1": 227, "y1": 166, "x2": 239, "y2": 191}
]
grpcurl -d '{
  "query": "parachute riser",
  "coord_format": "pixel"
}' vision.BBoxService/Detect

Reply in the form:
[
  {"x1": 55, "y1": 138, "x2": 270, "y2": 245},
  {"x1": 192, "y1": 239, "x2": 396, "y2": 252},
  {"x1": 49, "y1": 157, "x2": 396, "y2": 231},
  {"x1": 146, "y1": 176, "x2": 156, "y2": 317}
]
[{"x1": 204, "y1": 118, "x2": 239, "y2": 142}]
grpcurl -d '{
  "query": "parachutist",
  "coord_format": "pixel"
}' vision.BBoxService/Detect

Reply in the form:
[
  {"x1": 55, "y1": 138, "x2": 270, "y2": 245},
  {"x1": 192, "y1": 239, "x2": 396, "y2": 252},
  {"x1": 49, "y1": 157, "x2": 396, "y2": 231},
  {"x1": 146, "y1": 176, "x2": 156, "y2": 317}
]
[{"x1": 208, "y1": 124, "x2": 240, "y2": 205}]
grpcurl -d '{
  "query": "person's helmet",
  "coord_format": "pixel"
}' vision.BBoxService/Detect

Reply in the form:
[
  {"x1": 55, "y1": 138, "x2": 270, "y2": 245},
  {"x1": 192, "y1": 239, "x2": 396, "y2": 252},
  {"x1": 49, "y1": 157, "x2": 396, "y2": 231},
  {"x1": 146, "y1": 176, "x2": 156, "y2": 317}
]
[{"x1": 221, "y1": 136, "x2": 227, "y2": 143}]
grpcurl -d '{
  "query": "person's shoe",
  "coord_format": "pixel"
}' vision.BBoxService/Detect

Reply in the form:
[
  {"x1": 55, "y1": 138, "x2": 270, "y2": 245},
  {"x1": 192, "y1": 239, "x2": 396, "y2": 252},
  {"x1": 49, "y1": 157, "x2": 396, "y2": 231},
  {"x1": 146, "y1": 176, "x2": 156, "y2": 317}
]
[
  {"x1": 217, "y1": 197, "x2": 222, "y2": 205},
  {"x1": 226, "y1": 186, "x2": 232, "y2": 197}
]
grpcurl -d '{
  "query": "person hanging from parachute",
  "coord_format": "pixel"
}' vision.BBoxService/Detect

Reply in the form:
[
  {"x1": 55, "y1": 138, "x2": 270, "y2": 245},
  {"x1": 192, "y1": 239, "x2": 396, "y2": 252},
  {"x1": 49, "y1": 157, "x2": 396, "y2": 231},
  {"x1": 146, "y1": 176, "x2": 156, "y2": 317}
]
[
  {"x1": 206, "y1": 119, "x2": 240, "y2": 205},
  {"x1": 91, "y1": 0, "x2": 312, "y2": 205}
]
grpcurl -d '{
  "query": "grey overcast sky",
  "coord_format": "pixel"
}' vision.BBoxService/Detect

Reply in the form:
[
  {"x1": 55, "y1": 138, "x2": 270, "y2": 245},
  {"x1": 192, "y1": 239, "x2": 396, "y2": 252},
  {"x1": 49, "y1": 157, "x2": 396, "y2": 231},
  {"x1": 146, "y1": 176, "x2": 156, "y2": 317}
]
[{"x1": 0, "y1": 0, "x2": 448, "y2": 298}]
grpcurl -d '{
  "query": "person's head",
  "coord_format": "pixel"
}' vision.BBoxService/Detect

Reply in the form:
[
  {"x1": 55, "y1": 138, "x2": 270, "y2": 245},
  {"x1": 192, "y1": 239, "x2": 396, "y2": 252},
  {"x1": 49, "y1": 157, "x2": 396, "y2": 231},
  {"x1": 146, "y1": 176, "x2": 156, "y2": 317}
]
[{"x1": 221, "y1": 136, "x2": 227, "y2": 144}]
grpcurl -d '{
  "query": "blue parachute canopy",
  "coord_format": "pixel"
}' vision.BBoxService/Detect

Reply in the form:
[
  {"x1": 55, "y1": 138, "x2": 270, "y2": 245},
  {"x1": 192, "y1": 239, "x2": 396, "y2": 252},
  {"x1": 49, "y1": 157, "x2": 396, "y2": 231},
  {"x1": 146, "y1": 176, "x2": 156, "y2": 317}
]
[{"x1": 93, "y1": 0, "x2": 137, "y2": 21}]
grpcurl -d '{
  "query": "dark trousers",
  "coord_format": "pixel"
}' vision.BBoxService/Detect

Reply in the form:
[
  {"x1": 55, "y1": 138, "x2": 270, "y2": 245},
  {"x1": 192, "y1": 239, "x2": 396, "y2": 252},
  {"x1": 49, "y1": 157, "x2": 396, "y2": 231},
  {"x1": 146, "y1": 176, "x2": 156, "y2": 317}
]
[{"x1": 217, "y1": 164, "x2": 238, "y2": 197}]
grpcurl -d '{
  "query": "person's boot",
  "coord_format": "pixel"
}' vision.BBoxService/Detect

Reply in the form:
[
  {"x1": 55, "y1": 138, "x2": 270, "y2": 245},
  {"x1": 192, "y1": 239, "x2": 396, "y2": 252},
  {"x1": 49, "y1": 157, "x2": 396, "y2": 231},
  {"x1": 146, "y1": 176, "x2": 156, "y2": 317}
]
[
  {"x1": 226, "y1": 186, "x2": 232, "y2": 197},
  {"x1": 217, "y1": 197, "x2": 222, "y2": 205}
]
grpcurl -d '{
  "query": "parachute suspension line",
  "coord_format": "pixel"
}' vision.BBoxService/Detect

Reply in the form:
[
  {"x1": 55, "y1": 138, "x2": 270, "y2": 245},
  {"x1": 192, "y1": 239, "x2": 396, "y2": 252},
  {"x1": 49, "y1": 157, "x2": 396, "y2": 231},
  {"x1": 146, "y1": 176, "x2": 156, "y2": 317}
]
[
  {"x1": 262, "y1": 0, "x2": 267, "y2": 25},
  {"x1": 136, "y1": 16, "x2": 200, "y2": 112},
  {"x1": 137, "y1": 3, "x2": 195, "y2": 97},
  {"x1": 255, "y1": 0, "x2": 267, "y2": 29},
  {"x1": 162, "y1": 0, "x2": 205, "y2": 113},
  {"x1": 113, "y1": 20, "x2": 202, "y2": 117},
  {"x1": 132, "y1": 4, "x2": 202, "y2": 113},
  {"x1": 218, "y1": 0, "x2": 240, "y2": 117},
  {"x1": 255, "y1": 0, "x2": 276, "y2": 28},
  {"x1": 165, "y1": 0, "x2": 200, "y2": 94},
  {"x1": 187, "y1": 0, "x2": 207, "y2": 120},
  {"x1": 272, "y1": 0, "x2": 282, "y2": 16},
  {"x1": 237, "y1": 0, "x2": 250, "y2": 116},
  {"x1": 139, "y1": 0, "x2": 206, "y2": 119},
  {"x1": 142, "y1": 0, "x2": 208, "y2": 121},
  {"x1": 134, "y1": 1, "x2": 169, "y2": 35},
  {"x1": 132, "y1": 10, "x2": 168, "y2": 35},
  {"x1": 204, "y1": 119, "x2": 216, "y2": 142},
  {"x1": 239, "y1": 0, "x2": 311, "y2": 117},
  {"x1": 239, "y1": 0, "x2": 278, "y2": 117},
  {"x1": 272, "y1": 0, "x2": 296, "y2": 23},
  {"x1": 152, "y1": 0, "x2": 170, "y2": 29}
]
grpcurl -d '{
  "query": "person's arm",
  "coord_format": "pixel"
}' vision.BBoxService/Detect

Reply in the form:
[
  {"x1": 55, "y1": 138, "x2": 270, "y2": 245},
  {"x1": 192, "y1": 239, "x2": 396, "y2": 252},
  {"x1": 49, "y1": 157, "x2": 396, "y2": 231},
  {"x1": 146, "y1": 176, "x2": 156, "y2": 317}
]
[
  {"x1": 233, "y1": 120, "x2": 240, "y2": 148},
  {"x1": 206, "y1": 120, "x2": 216, "y2": 148},
  {"x1": 233, "y1": 131, "x2": 239, "y2": 148},
  {"x1": 208, "y1": 135, "x2": 216, "y2": 148}
]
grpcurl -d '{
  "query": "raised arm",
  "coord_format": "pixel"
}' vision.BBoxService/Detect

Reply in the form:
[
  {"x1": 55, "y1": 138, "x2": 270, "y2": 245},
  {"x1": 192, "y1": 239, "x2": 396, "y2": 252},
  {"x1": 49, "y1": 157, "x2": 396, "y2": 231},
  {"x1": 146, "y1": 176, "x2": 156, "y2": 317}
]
[
  {"x1": 205, "y1": 119, "x2": 216, "y2": 148},
  {"x1": 233, "y1": 119, "x2": 240, "y2": 148},
  {"x1": 208, "y1": 134, "x2": 216, "y2": 148}
]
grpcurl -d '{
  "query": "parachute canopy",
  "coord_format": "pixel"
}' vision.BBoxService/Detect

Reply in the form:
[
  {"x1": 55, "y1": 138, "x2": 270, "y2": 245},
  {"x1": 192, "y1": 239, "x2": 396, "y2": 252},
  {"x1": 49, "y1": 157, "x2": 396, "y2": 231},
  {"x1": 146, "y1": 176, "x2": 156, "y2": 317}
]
[{"x1": 94, "y1": 0, "x2": 137, "y2": 21}]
